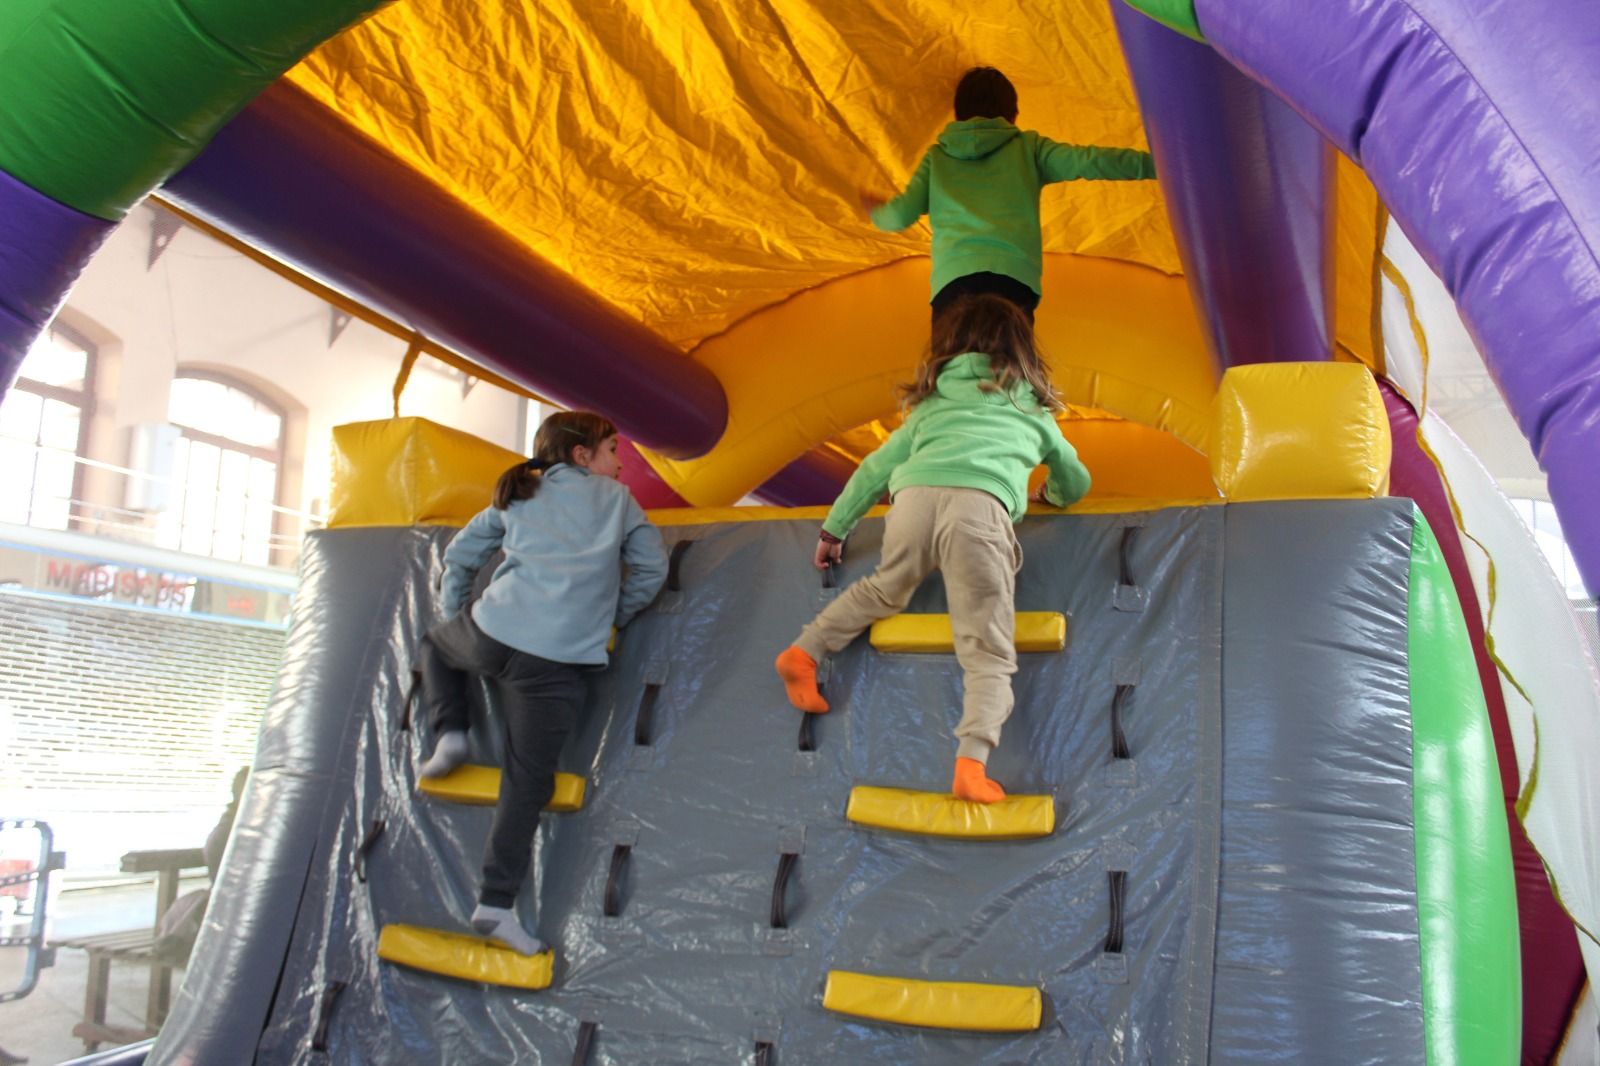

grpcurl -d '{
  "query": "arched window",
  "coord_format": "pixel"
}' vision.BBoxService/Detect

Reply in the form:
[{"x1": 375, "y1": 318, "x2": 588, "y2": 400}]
[
  {"x1": 156, "y1": 372, "x2": 284, "y2": 565},
  {"x1": 0, "y1": 324, "x2": 94, "y2": 531}
]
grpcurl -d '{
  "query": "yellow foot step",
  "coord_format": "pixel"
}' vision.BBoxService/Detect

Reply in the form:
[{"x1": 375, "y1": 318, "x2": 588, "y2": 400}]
[
  {"x1": 822, "y1": 970, "x2": 1042, "y2": 1032},
  {"x1": 419, "y1": 765, "x2": 586, "y2": 811},
  {"x1": 845, "y1": 785, "x2": 1055, "y2": 839},
  {"x1": 377, "y1": 923, "x2": 554, "y2": 989},
  {"x1": 869, "y1": 611, "x2": 1066, "y2": 653}
]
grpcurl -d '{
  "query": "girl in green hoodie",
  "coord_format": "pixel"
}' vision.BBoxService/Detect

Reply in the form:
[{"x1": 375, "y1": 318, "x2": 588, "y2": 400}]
[
  {"x1": 863, "y1": 66, "x2": 1156, "y2": 322},
  {"x1": 775, "y1": 294, "x2": 1090, "y2": 803}
]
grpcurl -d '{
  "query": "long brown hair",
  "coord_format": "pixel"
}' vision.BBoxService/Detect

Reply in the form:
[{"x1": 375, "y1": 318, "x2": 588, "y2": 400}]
[
  {"x1": 900, "y1": 294, "x2": 1064, "y2": 413},
  {"x1": 492, "y1": 410, "x2": 618, "y2": 509}
]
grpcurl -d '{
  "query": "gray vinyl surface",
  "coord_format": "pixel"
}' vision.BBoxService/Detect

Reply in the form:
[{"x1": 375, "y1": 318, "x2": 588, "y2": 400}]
[{"x1": 149, "y1": 501, "x2": 1423, "y2": 1065}]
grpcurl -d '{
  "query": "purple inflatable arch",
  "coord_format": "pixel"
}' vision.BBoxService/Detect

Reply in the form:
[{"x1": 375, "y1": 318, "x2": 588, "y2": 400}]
[{"x1": 1184, "y1": 0, "x2": 1600, "y2": 599}]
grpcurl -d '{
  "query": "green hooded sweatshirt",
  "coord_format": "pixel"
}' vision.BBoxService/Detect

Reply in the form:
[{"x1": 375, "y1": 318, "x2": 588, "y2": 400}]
[
  {"x1": 821, "y1": 353, "x2": 1091, "y2": 540},
  {"x1": 870, "y1": 118, "x2": 1156, "y2": 299}
]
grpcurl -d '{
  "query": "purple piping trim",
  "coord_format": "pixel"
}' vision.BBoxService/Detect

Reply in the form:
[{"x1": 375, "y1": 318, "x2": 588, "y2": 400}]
[{"x1": 1195, "y1": 0, "x2": 1600, "y2": 595}]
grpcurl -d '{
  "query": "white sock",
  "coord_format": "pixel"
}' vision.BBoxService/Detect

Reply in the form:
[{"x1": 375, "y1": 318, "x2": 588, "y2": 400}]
[
  {"x1": 470, "y1": 904, "x2": 546, "y2": 956},
  {"x1": 419, "y1": 730, "x2": 469, "y2": 779}
]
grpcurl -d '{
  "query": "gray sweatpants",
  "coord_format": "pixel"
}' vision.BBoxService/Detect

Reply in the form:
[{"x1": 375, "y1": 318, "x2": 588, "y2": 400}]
[{"x1": 795, "y1": 486, "x2": 1023, "y2": 763}]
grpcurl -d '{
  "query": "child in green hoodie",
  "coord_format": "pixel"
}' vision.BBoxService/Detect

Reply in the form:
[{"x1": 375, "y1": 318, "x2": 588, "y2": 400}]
[
  {"x1": 774, "y1": 294, "x2": 1090, "y2": 803},
  {"x1": 863, "y1": 66, "x2": 1156, "y2": 322}
]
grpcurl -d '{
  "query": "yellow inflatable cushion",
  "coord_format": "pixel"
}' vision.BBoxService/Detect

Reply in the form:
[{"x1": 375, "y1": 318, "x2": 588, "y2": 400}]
[
  {"x1": 1209, "y1": 363, "x2": 1391, "y2": 501},
  {"x1": 845, "y1": 785, "x2": 1055, "y2": 839},
  {"x1": 419, "y1": 766, "x2": 586, "y2": 811},
  {"x1": 870, "y1": 612, "x2": 1067, "y2": 653},
  {"x1": 377, "y1": 923, "x2": 553, "y2": 989},
  {"x1": 822, "y1": 970, "x2": 1042, "y2": 1032},
  {"x1": 328, "y1": 417, "x2": 523, "y2": 529}
]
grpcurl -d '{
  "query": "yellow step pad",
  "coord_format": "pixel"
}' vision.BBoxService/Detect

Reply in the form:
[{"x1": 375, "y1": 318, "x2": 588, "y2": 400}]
[
  {"x1": 822, "y1": 970, "x2": 1042, "y2": 1032},
  {"x1": 377, "y1": 923, "x2": 553, "y2": 989},
  {"x1": 869, "y1": 611, "x2": 1066, "y2": 653},
  {"x1": 419, "y1": 766, "x2": 586, "y2": 811},
  {"x1": 845, "y1": 785, "x2": 1055, "y2": 839}
]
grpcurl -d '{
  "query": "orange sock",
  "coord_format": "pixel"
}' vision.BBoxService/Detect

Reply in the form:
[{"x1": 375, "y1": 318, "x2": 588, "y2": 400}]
[
  {"x1": 951, "y1": 757, "x2": 1006, "y2": 804},
  {"x1": 774, "y1": 646, "x2": 829, "y2": 713}
]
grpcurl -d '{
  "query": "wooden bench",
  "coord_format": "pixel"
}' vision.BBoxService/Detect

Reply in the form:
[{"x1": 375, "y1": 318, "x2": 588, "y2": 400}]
[{"x1": 50, "y1": 847, "x2": 206, "y2": 1052}]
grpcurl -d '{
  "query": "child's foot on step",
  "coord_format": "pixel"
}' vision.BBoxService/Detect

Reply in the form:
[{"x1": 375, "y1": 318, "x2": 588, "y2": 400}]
[
  {"x1": 419, "y1": 730, "x2": 469, "y2": 779},
  {"x1": 774, "y1": 646, "x2": 829, "y2": 713},
  {"x1": 952, "y1": 756, "x2": 1006, "y2": 804},
  {"x1": 470, "y1": 904, "x2": 547, "y2": 956}
]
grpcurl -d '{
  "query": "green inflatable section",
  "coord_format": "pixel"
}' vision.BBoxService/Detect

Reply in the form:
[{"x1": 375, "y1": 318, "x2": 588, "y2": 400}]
[
  {"x1": 0, "y1": 0, "x2": 390, "y2": 220},
  {"x1": 1407, "y1": 507, "x2": 1521, "y2": 1064},
  {"x1": 1117, "y1": 0, "x2": 1205, "y2": 42}
]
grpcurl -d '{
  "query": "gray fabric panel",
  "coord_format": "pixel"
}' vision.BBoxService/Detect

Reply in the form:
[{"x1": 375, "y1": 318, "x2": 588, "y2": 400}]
[
  {"x1": 149, "y1": 527, "x2": 446, "y2": 1066},
  {"x1": 205, "y1": 509, "x2": 1231, "y2": 1065},
  {"x1": 246, "y1": 512, "x2": 1222, "y2": 1056},
  {"x1": 150, "y1": 502, "x2": 1435, "y2": 1064},
  {"x1": 1211, "y1": 499, "x2": 1423, "y2": 1064}
]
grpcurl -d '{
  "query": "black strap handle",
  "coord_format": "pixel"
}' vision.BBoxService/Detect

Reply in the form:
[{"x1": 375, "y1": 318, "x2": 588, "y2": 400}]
[
  {"x1": 311, "y1": 980, "x2": 347, "y2": 1052},
  {"x1": 1118, "y1": 526, "x2": 1140, "y2": 589},
  {"x1": 667, "y1": 540, "x2": 692, "y2": 592},
  {"x1": 770, "y1": 851, "x2": 800, "y2": 929},
  {"x1": 797, "y1": 713, "x2": 816, "y2": 752},
  {"x1": 755, "y1": 1041, "x2": 775, "y2": 1066},
  {"x1": 1110, "y1": 684, "x2": 1133, "y2": 760},
  {"x1": 603, "y1": 844, "x2": 632, "y2": 918},
  {"x1": 633, "y1": 683, "x2": 661, "y2": 746},
  {"x1": 354, "y1": 819, "x2": 386, "y2": 884},
  {"x1": 400, "y1": 668, "x2": 422, "y2": 732},
  {"x1": 1105, "y1": 870, "x2": 1127, "y2": 954},
  {"x1": 571, "y1": 1020, "x2": 598, "y2": 1065},
  {"x1": 797, "y1": 672, "x2": 824, "y2": 752}
]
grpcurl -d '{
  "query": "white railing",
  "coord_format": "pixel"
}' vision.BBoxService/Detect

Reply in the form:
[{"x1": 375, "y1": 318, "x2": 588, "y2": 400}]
[{"x1": 6, "y1": 451, "x2": 322, "y2": 574}]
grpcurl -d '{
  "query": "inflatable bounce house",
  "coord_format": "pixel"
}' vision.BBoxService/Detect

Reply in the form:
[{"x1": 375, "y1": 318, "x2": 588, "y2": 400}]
[{"x1": 3, "y1": 1, "x2": 1598, "y2": 1063}]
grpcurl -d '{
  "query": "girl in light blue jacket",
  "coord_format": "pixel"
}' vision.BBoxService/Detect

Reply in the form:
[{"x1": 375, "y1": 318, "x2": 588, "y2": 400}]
[{"x1": 417, "y1": 411, "x2": 668, "y2": 955}]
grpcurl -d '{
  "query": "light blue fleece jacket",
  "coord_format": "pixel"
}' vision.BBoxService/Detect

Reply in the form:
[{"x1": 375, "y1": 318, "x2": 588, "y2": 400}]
[{"x1": 439, "y1": 464, "x2": 668, "y2": 666}]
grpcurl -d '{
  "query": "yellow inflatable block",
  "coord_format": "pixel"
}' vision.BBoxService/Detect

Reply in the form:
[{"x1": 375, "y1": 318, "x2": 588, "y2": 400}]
[
  {"x1": 377, "y1": 923, "x2": 553, "y2": 989},
  {"x1": 419, "y1": 766, "x2": 586, "y2": 812},
  {"x1": 822, "y1": 970, "x2": 1042, "y2": 1032},
  {"x1": 870, "y1": 612, "x2": 1066, "y2": 653},
  {"x1": 328, "y1": 417, "x2": 524, "y2": 529},
  {"x1": 845, "y1": 786, "x2": 1055, "y2": 839},
  {"x1": 1209, "y1": 363, "x2": 1391, "y2": 501}
]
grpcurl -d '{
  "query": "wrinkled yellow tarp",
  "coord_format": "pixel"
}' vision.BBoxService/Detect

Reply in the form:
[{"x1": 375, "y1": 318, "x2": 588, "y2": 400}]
[{"x1": 288, "y1": 0, "x2": 1178, "y2": 348}]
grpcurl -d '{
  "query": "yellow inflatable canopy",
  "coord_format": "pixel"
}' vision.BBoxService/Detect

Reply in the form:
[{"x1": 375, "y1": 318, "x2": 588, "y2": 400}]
[{"x1": 287, "y1": 4, "x2": 1386, "y2": 505}]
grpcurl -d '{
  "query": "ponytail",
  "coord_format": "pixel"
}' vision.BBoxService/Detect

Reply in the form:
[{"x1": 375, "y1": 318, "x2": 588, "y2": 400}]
[
  {"x1": 493, "y1": 458, "x2": 551, "y2": 509},
  {"x1": 493, "y1": 410, "x2": 619, "y2": 509}
]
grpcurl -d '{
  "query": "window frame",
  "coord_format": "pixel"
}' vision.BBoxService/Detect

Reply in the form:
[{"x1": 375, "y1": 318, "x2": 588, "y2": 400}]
[
  {"x1": 4, "y1": 322, "x2": 96, "y2": 530},
  {"x1": 167, "y1": 370, "x2": 287, "y2": 563}
]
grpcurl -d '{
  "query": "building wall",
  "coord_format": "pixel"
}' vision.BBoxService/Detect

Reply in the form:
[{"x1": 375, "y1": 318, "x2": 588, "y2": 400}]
[
  {"x1": 57, "y1": 202, "x2": 527, "y2": 525},
  {"x1": 0, "y1": 202, "x2": 531, "y2": 874}
]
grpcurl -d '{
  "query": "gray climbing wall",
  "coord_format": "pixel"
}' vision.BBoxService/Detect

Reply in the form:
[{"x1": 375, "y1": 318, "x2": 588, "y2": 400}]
[{"x1": 149, "y1": 501, "x2": 1426, "y2": 1065}]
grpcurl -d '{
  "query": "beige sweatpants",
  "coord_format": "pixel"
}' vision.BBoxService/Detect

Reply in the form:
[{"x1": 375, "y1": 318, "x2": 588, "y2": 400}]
[{"x1": 795, "y1": 486, "x2": 1024, "y2": 763}]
